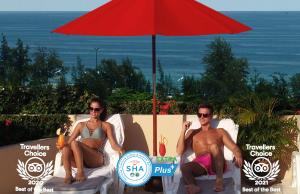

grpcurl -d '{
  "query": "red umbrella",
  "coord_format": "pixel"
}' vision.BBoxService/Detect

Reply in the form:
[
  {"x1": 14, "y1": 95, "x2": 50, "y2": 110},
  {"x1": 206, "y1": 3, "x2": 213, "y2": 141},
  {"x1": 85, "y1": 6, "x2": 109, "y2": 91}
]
[{"x1": 53, "y1": 0, "x2": 251, "y2": 156}]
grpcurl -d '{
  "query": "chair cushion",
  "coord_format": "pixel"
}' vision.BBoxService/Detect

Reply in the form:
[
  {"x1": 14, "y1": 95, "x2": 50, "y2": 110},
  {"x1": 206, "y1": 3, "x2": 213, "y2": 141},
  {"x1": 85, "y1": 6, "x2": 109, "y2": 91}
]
[
  {"x1": 54, "y1": 164, "x2": 112, "y2": 179},
  {"x1": 217, "y1": 119, "x2": 239, "y2": 161},
  {"x1": 42, "y1": 176, "x2": 106, "y2": 192},
  {"x1": 104, "y1": 114, "x2": 125, "y2": 154},
  {"x1": 176, "y1": 177, "x2": 234, "y2": 194}
]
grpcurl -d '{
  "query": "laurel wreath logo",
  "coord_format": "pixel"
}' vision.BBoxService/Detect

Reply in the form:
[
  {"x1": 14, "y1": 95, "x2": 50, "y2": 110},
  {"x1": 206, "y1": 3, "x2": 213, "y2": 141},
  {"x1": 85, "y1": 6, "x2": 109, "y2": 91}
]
[
  {"x1": 17, "y1": 159, "x2": 53, "y2": 181},
  {"x1": 243, "y1": 160, "x2": 257, "y2": 180},
  {"x1": 268, "y1": 160, "x2": 280, "y2": 180},
  {"x1": 243, "y1": 159, "x2": 280, "y2": 181}
]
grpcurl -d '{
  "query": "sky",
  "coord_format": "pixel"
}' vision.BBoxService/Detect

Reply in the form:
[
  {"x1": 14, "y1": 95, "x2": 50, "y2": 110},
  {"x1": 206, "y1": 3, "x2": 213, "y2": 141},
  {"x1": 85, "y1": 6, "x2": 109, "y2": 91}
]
[{"x1": 0, "y1": 0, "x2": 300, "y2": 11}]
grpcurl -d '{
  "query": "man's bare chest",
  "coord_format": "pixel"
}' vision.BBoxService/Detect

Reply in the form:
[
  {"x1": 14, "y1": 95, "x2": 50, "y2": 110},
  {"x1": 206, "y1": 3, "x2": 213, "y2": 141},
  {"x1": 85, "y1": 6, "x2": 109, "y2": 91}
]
[{"x1": 192, "y1": 130, "x2": 222, "y2": 145}]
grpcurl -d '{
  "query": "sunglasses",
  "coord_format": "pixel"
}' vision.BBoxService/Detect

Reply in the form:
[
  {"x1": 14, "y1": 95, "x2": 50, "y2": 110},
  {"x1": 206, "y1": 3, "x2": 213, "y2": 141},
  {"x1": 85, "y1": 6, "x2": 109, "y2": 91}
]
[
  {"x1": 197, "y1": 112, "x2": 211, "y2": 118},
  {"x1": 89, "y1": 107, "x2": 101, "y2": 112}
]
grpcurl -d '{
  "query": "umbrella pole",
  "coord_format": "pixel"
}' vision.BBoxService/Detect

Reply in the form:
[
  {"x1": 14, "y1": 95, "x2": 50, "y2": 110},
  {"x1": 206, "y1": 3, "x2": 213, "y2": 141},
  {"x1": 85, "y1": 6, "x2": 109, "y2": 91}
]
[{"x1": 152, "y1": 35, "x2": 157, "y2": 156}]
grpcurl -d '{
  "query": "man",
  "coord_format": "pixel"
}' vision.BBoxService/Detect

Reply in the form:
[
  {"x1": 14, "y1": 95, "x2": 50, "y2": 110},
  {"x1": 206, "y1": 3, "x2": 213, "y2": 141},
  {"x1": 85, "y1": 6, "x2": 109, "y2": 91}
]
[{"x1": 176, "y1": 104, "x2": 243, "y2": 194}]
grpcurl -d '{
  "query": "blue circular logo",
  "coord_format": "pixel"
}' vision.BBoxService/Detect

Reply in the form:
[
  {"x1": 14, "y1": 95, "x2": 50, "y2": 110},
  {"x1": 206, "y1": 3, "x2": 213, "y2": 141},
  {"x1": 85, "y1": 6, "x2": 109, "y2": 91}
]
[{"x1": 117, "y1": 151, "x2": 152, "y2": 186}]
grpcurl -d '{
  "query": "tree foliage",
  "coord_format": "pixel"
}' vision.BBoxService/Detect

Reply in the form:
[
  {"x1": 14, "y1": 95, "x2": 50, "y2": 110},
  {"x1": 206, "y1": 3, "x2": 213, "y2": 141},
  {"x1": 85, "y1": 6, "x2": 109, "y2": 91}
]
[
  {"x1": 290, "y1": 73, "x2": 300, "y2": 98},
  {"x1": 0, "y1": 36, "x2": 299, "y2": 115},
  {"x1": 203, "y1": 38, "x2": 249, "y2": 96},
  {"x1": 0, "y1": 34, "x2": 10, "y2": 85},
  {"x1": 29, "y1": 48, "x2": 64, "y2": 86},
  {"x1": 156, "y1": 60, "x2": 178, "y2": 100},
  {"x1": 10, "y1": 39, "x2": 31, "y2": 86},
  {"x1": 0, "y1": 35, "x2": 31, "y2": 88},
  {"x1": 191, "y1": 38, "x2": 250, "y2": 111}
]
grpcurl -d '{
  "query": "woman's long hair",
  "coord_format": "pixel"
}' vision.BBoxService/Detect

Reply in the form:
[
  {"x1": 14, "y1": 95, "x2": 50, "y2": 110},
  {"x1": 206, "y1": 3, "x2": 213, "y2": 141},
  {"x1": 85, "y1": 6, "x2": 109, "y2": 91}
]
[{"x1": 88, "y1": 98, "x2": 108, "y2": 121}]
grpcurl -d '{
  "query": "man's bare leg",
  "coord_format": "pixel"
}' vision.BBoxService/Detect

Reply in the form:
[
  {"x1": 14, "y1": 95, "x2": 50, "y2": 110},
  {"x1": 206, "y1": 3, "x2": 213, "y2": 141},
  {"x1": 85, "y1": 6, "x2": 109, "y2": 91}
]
[
  {"x1": 70, "y1": 141, "x2": 86, "y2": 182},
  {"x1": 209, "y1": 144, "x2": 224, "y2": 192},
  {"x1": 181, "y1": 162, "x2": 207, "y2": 194},
  {"x1": 62, "y1": 145, "x2": 75, "y2": 184}
]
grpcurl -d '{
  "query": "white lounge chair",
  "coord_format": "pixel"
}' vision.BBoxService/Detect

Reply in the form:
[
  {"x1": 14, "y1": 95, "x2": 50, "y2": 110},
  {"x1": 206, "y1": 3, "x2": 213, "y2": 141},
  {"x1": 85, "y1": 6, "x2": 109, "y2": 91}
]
[
  {"x1": 162, "y1": 118, "x2": 241, "y2": 194},
  {"x1": 292, "y1": 133, "x2": 300, "y2": 194},
  {"x1": 34, "y1": 114, "x2": 125, "y2": 194}
]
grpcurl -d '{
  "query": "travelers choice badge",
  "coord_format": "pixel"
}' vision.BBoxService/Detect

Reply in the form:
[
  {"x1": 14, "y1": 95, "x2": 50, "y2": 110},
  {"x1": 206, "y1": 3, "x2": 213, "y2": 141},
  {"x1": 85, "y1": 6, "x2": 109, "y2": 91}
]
[
  {"x1": 243, "y1": 157, "x2": 280, "y2": 184},
  {"x1": 17, "y1": 157, "x2": 53, "y2": 183},
  {"x1": 117, "y1": 151, "x2": 152, "y2": 186},
  {"x1": 242, "y1": 144, "x2": 281, "y2": 193},
  {"x1": 15, "y1": 143, "x2": 54, "y2": 192}
]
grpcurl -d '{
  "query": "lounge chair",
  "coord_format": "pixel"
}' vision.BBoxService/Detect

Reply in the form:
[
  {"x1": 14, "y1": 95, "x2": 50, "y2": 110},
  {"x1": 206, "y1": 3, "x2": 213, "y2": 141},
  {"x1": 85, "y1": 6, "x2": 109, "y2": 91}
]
[
  {"x1": 162, "y1": 118, "x2": 241, "y2": 194},
  {"x1": 34, "y1": 114, "x2": 125, "y2": 194},
  {"x1": 292, "y1": 133, "x2": 300, "y2": 194}
]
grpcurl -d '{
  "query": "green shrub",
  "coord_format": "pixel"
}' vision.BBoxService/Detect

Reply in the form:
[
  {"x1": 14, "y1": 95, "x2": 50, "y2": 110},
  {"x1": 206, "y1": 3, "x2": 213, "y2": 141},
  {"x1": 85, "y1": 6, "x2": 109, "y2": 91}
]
[
  {"x1": 225, "y1": 93, "x2": 299, "y2": 182},
  {"x1": 177, "y1": 102, "x2": 199, "y2": 114},
  {"x1": 0, "y1": 114, "x2": 70, "y2": 146},
  {"x1": 108, "y1": 100, "x2": 153, "y2": 114}
]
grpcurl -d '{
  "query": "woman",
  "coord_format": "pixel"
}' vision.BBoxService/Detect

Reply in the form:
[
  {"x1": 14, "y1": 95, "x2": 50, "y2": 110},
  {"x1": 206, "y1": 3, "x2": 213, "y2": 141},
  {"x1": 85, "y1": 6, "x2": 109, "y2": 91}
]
[{"x1": 57, "y1": 98, "x2": 125, "y2": 184}]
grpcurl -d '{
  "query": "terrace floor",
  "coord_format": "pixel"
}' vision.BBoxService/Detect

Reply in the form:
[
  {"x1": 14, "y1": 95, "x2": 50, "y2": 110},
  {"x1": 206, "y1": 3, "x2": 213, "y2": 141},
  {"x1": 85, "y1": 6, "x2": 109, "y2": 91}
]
[{"x1": 122, "y1": 182, "x2": 297, "y2": 194}]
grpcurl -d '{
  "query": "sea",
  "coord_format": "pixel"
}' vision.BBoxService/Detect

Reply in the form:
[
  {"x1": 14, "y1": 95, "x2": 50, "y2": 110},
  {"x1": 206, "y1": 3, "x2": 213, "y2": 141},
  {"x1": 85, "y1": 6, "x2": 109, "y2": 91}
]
[{"x1": 0, "y1": 11, "x2": 300, "y2": 84}]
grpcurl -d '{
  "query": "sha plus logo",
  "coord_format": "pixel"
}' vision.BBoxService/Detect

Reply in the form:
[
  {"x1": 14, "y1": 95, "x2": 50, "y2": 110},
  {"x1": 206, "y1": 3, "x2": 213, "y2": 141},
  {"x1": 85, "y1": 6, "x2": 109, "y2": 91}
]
[{"x1": 117, "y1": 151, "x2": 152, "y2": 187}]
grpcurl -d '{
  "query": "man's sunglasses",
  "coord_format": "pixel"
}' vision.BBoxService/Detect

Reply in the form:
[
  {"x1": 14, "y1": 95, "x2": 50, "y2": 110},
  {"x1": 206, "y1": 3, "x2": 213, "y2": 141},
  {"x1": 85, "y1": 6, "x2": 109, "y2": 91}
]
[
  {"x1": 89, "y1": 107, "x2": 101, "y2": 112},
  {"x1": 197, "y1": 113, "x2": 211, "y2": 118}
]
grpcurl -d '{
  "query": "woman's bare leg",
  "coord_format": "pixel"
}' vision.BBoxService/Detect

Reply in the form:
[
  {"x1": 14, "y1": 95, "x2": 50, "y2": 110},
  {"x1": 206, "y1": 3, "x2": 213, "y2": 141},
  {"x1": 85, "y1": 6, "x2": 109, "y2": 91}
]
[
  {"x1": 70, "y1": 141, "x2": 86, "y2": 182},
  {"x1": 62, "y1": 145, "x2": 75, "y2": 184},
  {"x1": 78, "y1": 142, "x2": 104, "y2": 168},
  {"x1": 69, "y1": 141, "x2": 104, "y2": 182}
]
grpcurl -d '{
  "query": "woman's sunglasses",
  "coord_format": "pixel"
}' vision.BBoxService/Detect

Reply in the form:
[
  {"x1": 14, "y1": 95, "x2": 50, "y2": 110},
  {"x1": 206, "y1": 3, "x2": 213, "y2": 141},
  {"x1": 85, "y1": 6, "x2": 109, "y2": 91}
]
[
  {"x1": 89, "y1": 107, "x2": 101, "y2": 112},
  {"x1": 197, "y1": 113, "x2": 211, "y2": 118}
]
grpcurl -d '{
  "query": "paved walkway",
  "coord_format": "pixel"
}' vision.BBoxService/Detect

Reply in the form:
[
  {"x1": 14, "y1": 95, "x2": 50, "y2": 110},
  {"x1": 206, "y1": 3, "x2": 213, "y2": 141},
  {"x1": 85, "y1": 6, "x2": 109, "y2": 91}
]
[{"x1": 124, "y1": 183, "x2": 297, "y2": 194}]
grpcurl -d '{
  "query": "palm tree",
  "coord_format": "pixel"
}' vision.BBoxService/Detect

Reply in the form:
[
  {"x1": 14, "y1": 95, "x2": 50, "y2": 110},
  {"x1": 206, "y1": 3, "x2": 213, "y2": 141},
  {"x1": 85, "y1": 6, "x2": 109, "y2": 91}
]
[{"x1": 225, "y1": 93, "x2": 299, "y2": 182}]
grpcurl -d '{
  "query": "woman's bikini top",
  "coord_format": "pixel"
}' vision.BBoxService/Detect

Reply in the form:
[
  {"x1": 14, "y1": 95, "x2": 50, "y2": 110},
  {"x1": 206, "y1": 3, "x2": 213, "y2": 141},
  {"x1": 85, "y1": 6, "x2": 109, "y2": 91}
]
[{"x1": 80, "y1": 122, "x2": 106, "y2": 140}]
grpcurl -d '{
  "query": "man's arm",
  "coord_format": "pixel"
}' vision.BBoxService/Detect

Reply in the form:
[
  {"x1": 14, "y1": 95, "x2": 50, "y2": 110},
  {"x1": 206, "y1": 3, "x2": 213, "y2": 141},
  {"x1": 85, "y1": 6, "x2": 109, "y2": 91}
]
[
  {"x1": 220, "y1": 128, "x2": 243, "y2": 167},
  {"x1": 176, "y1": 121, "x2": 193, "y2": 155}
]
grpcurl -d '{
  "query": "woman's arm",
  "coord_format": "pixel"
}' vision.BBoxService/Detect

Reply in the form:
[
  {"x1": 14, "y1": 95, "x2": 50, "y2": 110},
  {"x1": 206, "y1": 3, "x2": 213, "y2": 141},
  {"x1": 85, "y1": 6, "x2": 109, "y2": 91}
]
[
  {"x1": 67, "y1": 123, "x2": 82, "y2": 144},
  {"x1": 57, "y1": 122, "x2": 82, "y2": 149},
  {"x1": 104, "y1": 122, "x2": 125, "y2": 155}
]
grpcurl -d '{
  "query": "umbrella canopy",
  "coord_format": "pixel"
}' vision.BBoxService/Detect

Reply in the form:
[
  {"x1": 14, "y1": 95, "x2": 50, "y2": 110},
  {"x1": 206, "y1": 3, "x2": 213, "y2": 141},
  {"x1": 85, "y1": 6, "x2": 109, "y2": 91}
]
[
  {"x1": 53, "y1": 0, "x2": 251, "y2": 156},
  {"x1": 53, "y1": 0, "x2": 251, "y2": 36}
]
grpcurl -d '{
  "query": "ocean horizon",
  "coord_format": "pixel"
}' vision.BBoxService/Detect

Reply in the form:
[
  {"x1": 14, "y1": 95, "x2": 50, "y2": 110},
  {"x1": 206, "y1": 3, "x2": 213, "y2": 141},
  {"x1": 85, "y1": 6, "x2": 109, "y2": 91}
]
[{"x1": 0, "y1": 11, "x2": 300, "y2": 83}]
